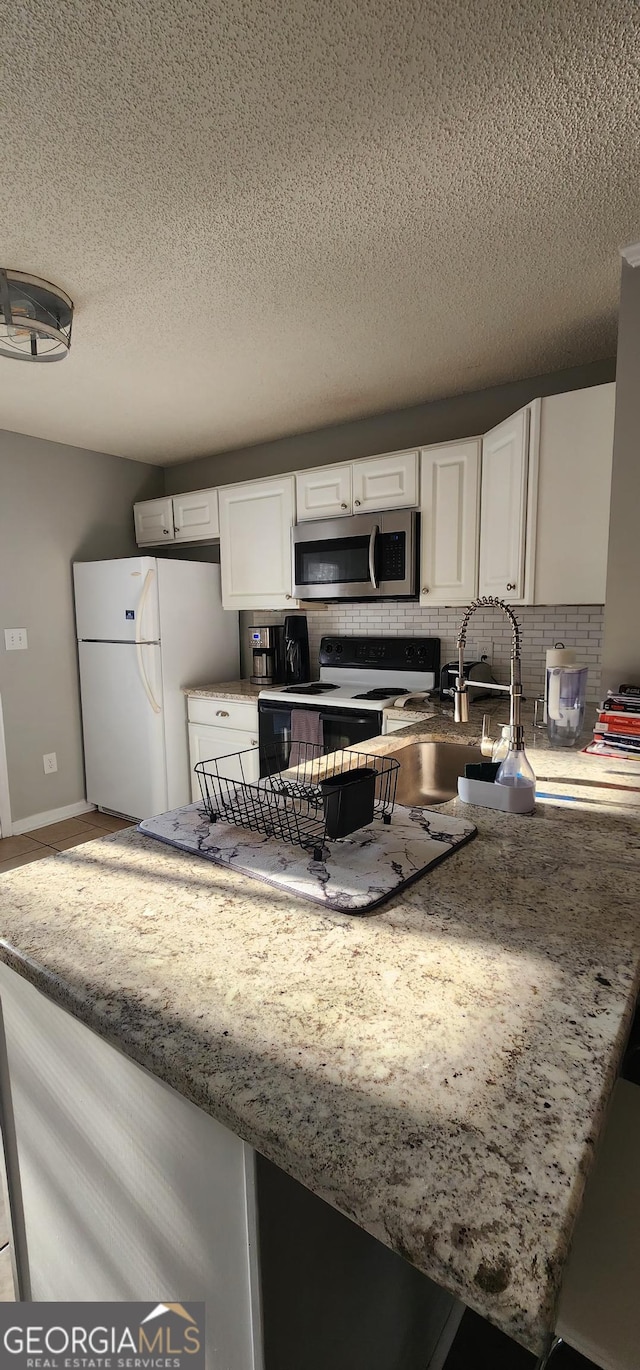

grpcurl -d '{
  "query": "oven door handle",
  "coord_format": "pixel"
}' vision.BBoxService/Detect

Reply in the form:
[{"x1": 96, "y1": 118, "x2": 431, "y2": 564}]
[
  {"x1": 319, "y1": 714, "x2": 372, "y2": 728},
  {"x1": 368, "y1": 524, "x2": 379, "y2": 590}
]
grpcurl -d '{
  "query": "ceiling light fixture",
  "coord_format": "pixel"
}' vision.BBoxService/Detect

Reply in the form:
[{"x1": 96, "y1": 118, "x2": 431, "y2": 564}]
[{"x1": 0, "y1": 269, "x2": 73, "y2": 362}]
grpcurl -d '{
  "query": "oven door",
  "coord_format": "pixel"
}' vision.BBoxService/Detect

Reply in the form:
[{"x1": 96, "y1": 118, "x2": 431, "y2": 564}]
[
  {"x1": 258, "y1": 701, "x2": 382, "y2": 776},
  {"x1": 292, "y1": 511, "x2": 417, "y2": 600}
]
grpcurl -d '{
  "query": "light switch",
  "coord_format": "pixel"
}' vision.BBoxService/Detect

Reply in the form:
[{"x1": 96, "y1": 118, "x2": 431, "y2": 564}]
[{"x1": 4, "y1": 628, "x2": 28, "y2": 651}]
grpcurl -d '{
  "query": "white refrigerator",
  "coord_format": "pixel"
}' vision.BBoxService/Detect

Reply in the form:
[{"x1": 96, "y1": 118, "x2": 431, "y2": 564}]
[{"x1": 74, "y1": 557, "x2": 239, "y2": 819}]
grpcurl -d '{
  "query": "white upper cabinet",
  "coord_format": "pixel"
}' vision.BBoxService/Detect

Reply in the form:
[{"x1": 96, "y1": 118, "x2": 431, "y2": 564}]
[
  {"x1": 419, "y1": 440, "x2": 480, "y2": 605},
  {"x1": 478, "y1": 405, "x2": 538, "y2": 605},
  {"x1": 134, "y1": 490, "x2": 219, "y2": 546},
  {"x1": 295, "y1": 449, "x2": 418, "y2": 521},
  {"x1": 352, "y1": 449, "x2": 418, "y2": 513},
  {"x1": 534, "y1": 383, "x2": 615, "y2": 605},
  {"x1": 218, "y1": 475, "x2": 298, "y2": 610},
  {"x1": 134, "y1": 497, "x2": 175, "y2": 545},
  {"x1": 173, "y1": 487, "x2": 219, "y2": 542},
  {"x1": 296, "y1": 465, "x2": 352, "y2": 521}
]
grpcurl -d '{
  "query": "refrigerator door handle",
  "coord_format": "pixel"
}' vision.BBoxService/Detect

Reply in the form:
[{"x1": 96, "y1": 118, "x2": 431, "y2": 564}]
[{"x1": 135, "y1": 571, "x2": 162, "y2": 714}]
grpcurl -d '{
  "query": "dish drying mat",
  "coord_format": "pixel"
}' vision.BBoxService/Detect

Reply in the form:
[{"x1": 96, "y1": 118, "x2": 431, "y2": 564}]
[{"x1": 138, "y1": 802, "x2": 477, "y2": 914}]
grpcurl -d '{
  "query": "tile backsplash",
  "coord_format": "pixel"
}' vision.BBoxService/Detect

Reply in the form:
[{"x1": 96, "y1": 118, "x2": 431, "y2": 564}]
[{"x1": 241, "y1": 604, "x2": 604, "y2": 701}]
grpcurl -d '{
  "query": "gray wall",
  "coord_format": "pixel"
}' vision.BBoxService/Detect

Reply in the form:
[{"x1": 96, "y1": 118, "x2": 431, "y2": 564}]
[
  {"x1": 0, "y1": 430, "x2": 163, "y2": 824},
  {"x1": 165, "y1": 357, "x2": 615, "y2": 493},
  {"x1": 602, "y1": 261, "x2": 640, "y2": 693}
]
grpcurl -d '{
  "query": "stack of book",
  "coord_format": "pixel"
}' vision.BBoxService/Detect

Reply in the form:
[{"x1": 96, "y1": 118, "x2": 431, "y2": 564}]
[{"x1": 586, "y1": 685, "x2": 640, "y2": 758}]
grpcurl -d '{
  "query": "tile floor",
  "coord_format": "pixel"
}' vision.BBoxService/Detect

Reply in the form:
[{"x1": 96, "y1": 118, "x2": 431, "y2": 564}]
[{"x1": 0, "y1": 810, "x2": 134, "y2": 873}]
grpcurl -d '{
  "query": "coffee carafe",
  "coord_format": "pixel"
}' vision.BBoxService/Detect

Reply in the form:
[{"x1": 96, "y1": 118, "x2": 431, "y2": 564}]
[
  {"x1": 248, "y1": 625, "x2": 284, "y2": 686},
  {"x1": 283, "y1": 614, "x2": 310, "y2": 686}
]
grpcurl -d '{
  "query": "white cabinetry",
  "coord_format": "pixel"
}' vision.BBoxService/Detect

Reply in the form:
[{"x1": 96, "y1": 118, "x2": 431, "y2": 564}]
[
  {"x1": 478, "y1": 404, "x2": 539, "y2": 605},
  {"x1": 173, "y1": 487, "x2": 219, "y2": 541},
  {"x1": 534, "y1": 382, "x2": 615, "y2": 605},
  {"x1": 0, "y1": 963, "x2": 262, "y2": 1369},
  {"x1": 187, "y1": 696, "x2": 260, "y2": 801},
  {"x1": 134, "y1": 497, "x2": 175, "y2": 545},
  {"x1": 296, "y1": 466, "x2": 352, "y2": 521},
  {"x1": 352, "y1": 450, "x2": 418, "y2": 512},
  {"x1": 419, "y1": 440, "x2": 480, "y2": 605},
  {"x1": 295, "y1": 450, "x2": 418, "y2": 522},
  {"x1": 134, "y1": 489, "x2": 219, "y2": 546},
  {"x1": 218, "y1": 476, "x2": 297, "y2": 610}
]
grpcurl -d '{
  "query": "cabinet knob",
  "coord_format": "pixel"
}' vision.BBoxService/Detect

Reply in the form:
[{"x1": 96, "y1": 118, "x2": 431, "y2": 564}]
[
  {"x1": 251, "y1": 739, "x2": 258, "y2": 746},
  {"x1": 354, "y1": 499, "x2": 361, "y2": 507},
  {"x1": 340, "y1": 502, "x2": 348, "y2": 510},
  {"x1": 285, "y1": 593, "x2": 292, "y2": 600},
  {"x1": 422, "y1": 586, "x2": 429, "y2": 594},
  {"x1": 506, "y1": 583, "x2": 516, "y2": 592},
  {"x1": 216, "y1": 709, "x2": 229, "y2": 718},
  {"x1": 162, "y1": 528, "x2": 170, "y2": 535}
]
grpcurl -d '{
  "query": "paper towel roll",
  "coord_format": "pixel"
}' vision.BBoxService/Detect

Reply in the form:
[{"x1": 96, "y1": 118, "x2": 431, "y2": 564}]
[{"x1": 545, "y1": 644, "x2": 576, "y2": 672}]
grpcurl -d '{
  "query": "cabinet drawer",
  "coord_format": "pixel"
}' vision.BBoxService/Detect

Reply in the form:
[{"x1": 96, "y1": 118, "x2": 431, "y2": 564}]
[{"x1": 187, "y1": 695, "x2": 259, "y2": 730}]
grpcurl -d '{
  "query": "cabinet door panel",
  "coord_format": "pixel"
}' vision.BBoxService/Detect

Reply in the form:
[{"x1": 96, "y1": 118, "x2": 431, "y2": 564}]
[
  {"x1": 478, "y1": 409, "x2": 529, "y2": 603},
  {"x1": 134, "y1": 498, "x2": 174, "y2": 546},
  {"x1": 0, "y1": 964, "x2": 262, "y2": 1370},
  {"x1": 218, "y1": 477, "x2": 297, "y2": 610},
  {"x1": 189, "y1": 723, "x2": 259, "y2": 801},
  {"x1": 174, "y1": 488, "x2": 219, "y2": 541},
  {"x1": 296, "y1": 466, "x2": 352, "y2": 520},
  {"x1": 352, "y1": 451, "x2": 418, "y2": 512},
  {"x1": 420, "y1": 441, "x2": 480, "y2": 605},
  {"x1": 534, "y1": 384, "x2": 614, "y2": 604}
]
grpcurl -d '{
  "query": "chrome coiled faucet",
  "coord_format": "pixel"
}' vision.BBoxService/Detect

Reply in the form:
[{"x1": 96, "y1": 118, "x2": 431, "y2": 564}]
[{"x1": 454, "y1": 596, "x2": 524, "y2": 749}]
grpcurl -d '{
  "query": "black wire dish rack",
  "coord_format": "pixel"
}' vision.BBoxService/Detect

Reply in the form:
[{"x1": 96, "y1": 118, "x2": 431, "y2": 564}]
[{"x1": 194, "y1": 742, "x2": 400, "y2": 863}]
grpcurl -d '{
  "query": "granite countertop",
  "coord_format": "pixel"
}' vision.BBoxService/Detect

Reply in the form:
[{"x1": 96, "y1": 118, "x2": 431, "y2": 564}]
[
  {"x1": 183, "y1": 679, "x2": 262, "y2": 702},
  {"x1": 1, "y1": 711, "x2": 640, "y2": 1354}
]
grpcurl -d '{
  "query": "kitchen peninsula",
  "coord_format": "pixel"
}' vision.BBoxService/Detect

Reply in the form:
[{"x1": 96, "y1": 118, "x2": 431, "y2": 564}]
[{"x1": 0, "y1": 709, "x2": 639, "y2": 1366}]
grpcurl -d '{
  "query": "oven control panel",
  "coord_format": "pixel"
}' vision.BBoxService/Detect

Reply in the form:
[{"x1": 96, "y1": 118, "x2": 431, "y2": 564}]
[{"x1": 319, "y1": 635, "x2": 440, "y2": 673}]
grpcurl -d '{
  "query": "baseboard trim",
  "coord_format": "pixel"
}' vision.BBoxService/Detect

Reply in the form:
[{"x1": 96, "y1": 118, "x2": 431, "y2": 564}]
[{"x1": 11, "y1": 800, "x2": 96, "y2": 836}]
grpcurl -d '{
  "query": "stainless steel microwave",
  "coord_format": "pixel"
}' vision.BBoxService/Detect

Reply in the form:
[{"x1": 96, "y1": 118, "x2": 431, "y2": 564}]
[{"x1": 292, "y1": 510, "x2": 418, "y2": 601}]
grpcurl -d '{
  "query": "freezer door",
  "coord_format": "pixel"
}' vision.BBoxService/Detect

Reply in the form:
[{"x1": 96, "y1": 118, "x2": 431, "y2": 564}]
[
  {"x1": 74, "y1": 557, "x2": 160, "y2": 643},
  {"x1": 78, "y1": 641, "x2": 167, "y2": 819}
]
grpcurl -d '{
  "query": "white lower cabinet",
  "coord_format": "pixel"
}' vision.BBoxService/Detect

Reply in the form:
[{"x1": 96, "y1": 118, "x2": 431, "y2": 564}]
[
  {"x1": 188, "y1": 723, "x2": 259, "y2": 800},
  {"x1": 218, "y1": 476, "x2": 298, "y2": 610},
  {"x1": 187, "y1": 696, "x2": 260, "y2": 801},
  {"x1": 0, "y1": 963, "x2": 263, "y2": 1369},
  {"x1": 419, "y1": 440, "x2": 480, "y2": 605}
]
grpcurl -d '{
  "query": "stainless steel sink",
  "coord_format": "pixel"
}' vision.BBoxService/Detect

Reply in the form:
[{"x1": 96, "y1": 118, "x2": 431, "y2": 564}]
[{"x1": 390, "y1": 740, "x2": 484, "y2": 806}]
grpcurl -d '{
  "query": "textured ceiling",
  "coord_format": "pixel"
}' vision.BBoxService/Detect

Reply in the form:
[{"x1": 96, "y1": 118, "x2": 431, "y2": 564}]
[{"x1": 1, "y1": 0, "x2": 639, "y2": 465}]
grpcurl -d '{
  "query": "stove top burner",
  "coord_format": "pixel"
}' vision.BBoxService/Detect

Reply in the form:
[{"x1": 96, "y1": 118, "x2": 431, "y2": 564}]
[
  {"x1": 282, "y1": 682, "x2": 338, "y2": 695},
  {"x1": 352, "y1": 687, "x2": 410, "y2": 700}
]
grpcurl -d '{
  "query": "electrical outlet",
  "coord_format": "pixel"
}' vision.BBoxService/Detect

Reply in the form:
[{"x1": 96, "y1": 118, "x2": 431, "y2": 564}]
[
  {"x1": 43, "y1": 753, "x2": 57, "y2": 774},
  {"x1": 4, "y1": 628, "x2": 28, "y2": 651},
  {"x1": 475, "y1": 640, "x2": 493, "y2": 664}
]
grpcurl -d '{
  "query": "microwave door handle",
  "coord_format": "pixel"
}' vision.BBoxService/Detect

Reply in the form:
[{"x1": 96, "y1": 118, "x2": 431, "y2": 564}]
[{"x1": 368, "y1": 524, "x2": 379, "y2": 590}]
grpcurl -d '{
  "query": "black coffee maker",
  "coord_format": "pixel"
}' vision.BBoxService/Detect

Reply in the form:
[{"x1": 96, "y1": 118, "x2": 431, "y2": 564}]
[{"x1": 283, "y1": 615, "x2": 310, "y2": 686}]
